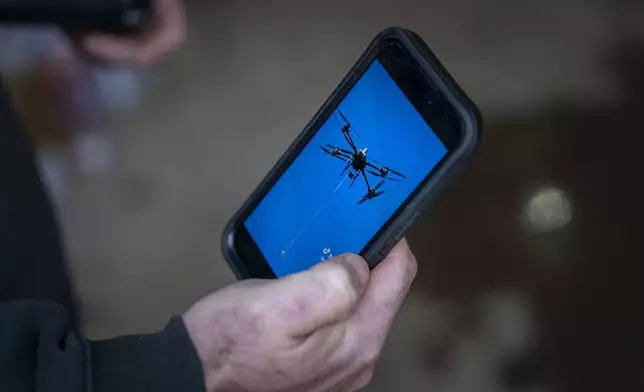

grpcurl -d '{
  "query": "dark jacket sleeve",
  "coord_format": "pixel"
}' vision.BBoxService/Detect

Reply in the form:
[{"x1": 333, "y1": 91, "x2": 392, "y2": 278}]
[{"x1": 0, "y1": 301, "x2": 205, "y2": 392}]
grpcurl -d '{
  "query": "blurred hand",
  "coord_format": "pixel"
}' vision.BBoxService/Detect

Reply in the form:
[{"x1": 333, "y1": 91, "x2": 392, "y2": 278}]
[
  {"x1": 81, "y1": 0, "x2": 186, "y2": 67},
  {"x1": 183, "y1": 239, "x2": 417, "y2": 392}
]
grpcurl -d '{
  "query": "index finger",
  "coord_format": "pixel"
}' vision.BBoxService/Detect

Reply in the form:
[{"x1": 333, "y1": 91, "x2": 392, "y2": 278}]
[
  {"x1": 134, "y1": 0, "x2": 186, "y2": 66},
  {"x1": 348, "y1": 238, "x2": 418, "y2": 342}
]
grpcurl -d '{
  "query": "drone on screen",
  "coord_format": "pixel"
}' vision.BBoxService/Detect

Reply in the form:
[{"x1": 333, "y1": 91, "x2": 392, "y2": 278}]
[{"x1": 320, "y1": 109, "x2": 407, "y2": 204}]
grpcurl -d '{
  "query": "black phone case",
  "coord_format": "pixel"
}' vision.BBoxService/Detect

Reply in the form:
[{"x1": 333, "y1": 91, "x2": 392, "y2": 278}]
[{"x1": 222, "y1": 27, "x2": 483, "y2": 280}]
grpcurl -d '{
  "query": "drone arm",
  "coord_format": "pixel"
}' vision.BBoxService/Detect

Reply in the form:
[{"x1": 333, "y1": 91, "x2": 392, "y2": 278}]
[
  {"x1": 361, "y1": 169, "x2": 371, "y2": 190},
  {"x1": 366, "y1": 160, "x2": 408, "y2": 179},
  {"x1": 342, "y1": 130, "x2": 358, "y2": 153},
  {"x1": 365, "y1": 161, "x2": 384, "y2": 171},
  {"x1": 321, "y1": 145, "x2": 352, "y2": 161},
  {"x1": 336, "y1": 151, "x2": 353, "y2": 160}
]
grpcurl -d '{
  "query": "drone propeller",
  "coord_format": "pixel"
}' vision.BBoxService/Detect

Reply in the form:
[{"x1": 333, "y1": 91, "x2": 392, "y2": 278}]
[
  {"x1": 387, "y1": 168, "x2": 407, "y2": 178},
  {"x1": 321, "y1": 146, "x2": 349, "y2": 162},
  {"x1": 374, "y1": 179, "x2": 386, "y2": 191},
  {"x1": 358, "y1": 190, "x2": 385, "y2": 204},
  {"x1": 352, "y1": 126, "x2": 365, "y2": 142},
  {"x1": 326, "y1": 144, "x2": 353, "y2": 155},
  {"x1": 337, "y1": 109, "x2": 349, "y2": 125}
]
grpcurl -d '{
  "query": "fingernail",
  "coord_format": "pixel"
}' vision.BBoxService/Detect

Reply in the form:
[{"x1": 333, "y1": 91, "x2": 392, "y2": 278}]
[{"x1": 335, "y1": 254, "x2": 369, "y2": 288}]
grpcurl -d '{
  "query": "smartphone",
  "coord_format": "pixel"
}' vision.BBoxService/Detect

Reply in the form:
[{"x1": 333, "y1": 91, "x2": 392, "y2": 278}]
[
  {"x1": 222, "y1": 27, "x2": 482, "y2": 280},
  {"x1": 0, "y1": 0, "x2": 150, "y2": 30}
]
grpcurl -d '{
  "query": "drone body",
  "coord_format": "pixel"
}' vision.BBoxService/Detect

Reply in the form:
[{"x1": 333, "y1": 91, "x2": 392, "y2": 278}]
[{"x1": 321, "y1": 109, "x2": 407, "y2": 204}]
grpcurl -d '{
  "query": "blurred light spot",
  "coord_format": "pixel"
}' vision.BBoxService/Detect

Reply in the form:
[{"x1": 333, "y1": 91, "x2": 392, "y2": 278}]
[{"x1": 525, "y1": 187, "x2": 572, "y2": 232}]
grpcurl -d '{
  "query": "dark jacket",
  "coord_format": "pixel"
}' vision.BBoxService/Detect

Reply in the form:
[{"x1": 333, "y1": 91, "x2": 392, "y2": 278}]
[
  {"x1": 0, "y1": 77, "x2": 205, "y2": 391},
  {"x1": 0, "y1": 301, "x2": 205, "y2": 392}
]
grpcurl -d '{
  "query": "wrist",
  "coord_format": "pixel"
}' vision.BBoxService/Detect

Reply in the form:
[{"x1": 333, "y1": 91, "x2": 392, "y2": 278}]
[{"x1": 183, "y1": 309, "x2": 236, "y2": 392}]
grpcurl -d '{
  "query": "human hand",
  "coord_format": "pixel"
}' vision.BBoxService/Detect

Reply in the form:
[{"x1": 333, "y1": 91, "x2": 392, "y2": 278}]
[
  {"x1": 80, "y1": 0, "x2": 186, "y2": 67},
  {"x1": 183, "y1": 239, "x2": 418, "y2": 392}
]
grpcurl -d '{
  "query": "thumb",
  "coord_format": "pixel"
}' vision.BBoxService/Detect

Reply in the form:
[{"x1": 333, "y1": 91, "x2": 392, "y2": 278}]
[{"x1": 268, "y1": 254, "x2": 370, "y2": 337}]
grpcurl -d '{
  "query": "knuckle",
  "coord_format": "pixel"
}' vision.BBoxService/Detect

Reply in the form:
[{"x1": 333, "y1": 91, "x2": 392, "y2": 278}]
[
  {"x1": 316, "y1": 262, "x2": 360, "y2": 314},
  {"x1": 325, "y1": 262, "x2": 359, "y2": 299}
]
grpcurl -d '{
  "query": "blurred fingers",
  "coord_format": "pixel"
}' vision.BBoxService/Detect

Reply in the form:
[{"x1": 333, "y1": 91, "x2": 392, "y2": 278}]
[
  {"x1": 134, "y1": 0, "x2": 186, "y2": 66},
  {"x1": 82, "y1": 0, "x2": 186, "y2": 67},
  {"x1": 82, "y1": 34, "x2": 139, "y2": 64}
]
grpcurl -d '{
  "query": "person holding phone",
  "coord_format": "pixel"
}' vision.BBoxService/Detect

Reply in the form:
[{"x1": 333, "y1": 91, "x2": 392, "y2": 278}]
[{"x1": 0, "y1": 1, "x2": 420, "y2": 391}]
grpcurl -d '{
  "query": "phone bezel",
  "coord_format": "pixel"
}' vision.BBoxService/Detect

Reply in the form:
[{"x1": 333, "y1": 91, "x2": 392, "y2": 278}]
[{"x1": 222, "y1": 27, "x2": 482, "y2": 280}]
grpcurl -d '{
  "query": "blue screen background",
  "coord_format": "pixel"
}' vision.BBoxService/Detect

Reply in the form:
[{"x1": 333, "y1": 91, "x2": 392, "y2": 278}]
[{"x1": 245, "y1": 60, "x2": 447, "y2": 277}]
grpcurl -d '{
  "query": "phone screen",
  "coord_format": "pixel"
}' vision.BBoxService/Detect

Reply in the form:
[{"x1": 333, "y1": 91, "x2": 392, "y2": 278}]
[{"x1": 244, "y1": 59, "x2": 448, "y2": 277}]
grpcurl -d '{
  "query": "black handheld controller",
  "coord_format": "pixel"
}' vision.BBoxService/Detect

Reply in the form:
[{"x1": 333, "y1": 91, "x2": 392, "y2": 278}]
[{"x1": 0, "y1": 0, "x2": 151, "y2": 30}]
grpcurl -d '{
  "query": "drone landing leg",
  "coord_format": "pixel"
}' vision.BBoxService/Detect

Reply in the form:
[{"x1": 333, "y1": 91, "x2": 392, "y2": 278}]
[{"x1": 361, "y1": 170, "x2": 372, "y2": 191}]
